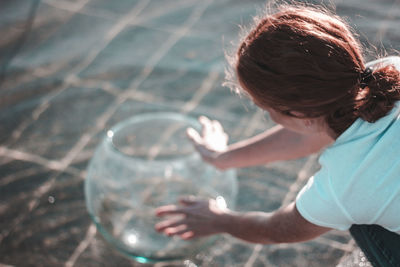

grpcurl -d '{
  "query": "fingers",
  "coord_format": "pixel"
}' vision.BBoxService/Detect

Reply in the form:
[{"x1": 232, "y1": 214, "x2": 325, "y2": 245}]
[
  {"x1": 179, "y1": 195, "x2": 199, "y2": 206},
  {"x1": 156, "y1": 196, "x2": 204, "y2": 217},
  {"x1": 155, "y1": 218, "x2": 185, "y2": 232},
  {"x1": 155, "y1": 205, "x2": 186, "y2": 217},
  {"x1": 181, "y1": 231, "x2": 195, "y2": 240},
  {"x1": 156, "y1": 223, "x2": 195, "y2": 239},
  {"x1": 164, "y1": 225, "x2": 189, "y2": 236},
  {"x1": 199, "y1": 116, "x2": 225, "y2": 134},
  {"x1": 212, "y1": 119, "x2": 224, "y2": 134},
  {"x1": 154, "y1": 217, "x2": 195, "y2": 239},
  {"x1": 199, "y1": 116, "x2": 213, "y2": 138},
  {"x1": 186, "y1": 127, "x2": 202, "y2": 145}
]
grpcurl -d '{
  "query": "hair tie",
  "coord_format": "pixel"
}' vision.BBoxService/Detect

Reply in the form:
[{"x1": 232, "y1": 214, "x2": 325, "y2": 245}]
[{"x1": 360, "y1": 67, "x2": 373, "y2": 89}]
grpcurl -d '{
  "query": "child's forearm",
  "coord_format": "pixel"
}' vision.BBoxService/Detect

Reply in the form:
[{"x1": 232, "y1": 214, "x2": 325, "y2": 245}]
[
  {"x1": 219, "y1": 202, "x2": 330, "y2": 244},
  {"x1": 217, "y1": 125, "x2": 333, "y2": 169}
]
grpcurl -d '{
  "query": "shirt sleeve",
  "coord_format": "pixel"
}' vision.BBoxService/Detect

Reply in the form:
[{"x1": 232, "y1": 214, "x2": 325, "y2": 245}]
[{"x1": 295, "y1": 167, "x2": 354, "y2": 231}]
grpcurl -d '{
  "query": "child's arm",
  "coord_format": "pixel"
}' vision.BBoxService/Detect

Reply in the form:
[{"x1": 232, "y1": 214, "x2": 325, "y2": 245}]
[
  {"x1": 188, "y1": 117, "x2": 333, "y2": 170},
  {"x1": 155, "y1": 197, "x2": 331, "y2": 243}
]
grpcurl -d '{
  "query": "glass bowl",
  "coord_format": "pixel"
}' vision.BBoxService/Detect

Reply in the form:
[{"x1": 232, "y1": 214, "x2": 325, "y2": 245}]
[{"x1": 84, "y1": 112, "x2": 237, "y2": 263}]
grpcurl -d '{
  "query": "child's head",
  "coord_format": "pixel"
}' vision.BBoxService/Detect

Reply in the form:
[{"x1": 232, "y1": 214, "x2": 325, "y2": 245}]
[{"x1": 231, "y1": 4, "x2": 400, "y2": 136}]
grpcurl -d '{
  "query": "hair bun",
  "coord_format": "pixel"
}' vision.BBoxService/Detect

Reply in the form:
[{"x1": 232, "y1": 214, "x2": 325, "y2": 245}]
[
  {"x1": 359, "y1": 67, "x2": 373, "y2": 89},
  {"x1": 357, "y1": 64, "x2": 400, "y2": 122}
]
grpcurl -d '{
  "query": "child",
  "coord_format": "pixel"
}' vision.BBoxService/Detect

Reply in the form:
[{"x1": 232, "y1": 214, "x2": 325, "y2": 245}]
[{"x1": 155, "y1": 3, "x2": 400, "y2": 266}]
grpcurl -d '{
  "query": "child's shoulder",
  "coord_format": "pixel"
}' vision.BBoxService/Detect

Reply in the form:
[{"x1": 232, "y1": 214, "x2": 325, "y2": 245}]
[{"x1": 366, "y1": 56, "x2": 400, "y2": 70}]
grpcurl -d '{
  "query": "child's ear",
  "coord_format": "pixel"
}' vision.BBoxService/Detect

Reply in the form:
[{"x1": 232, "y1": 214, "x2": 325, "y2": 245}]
[
  {"x1": 306, "y1": 117, "x2": 327, "y2": 130},
  {"x1": 304, "y1": 119, "x2": 313, "y2": 127}
]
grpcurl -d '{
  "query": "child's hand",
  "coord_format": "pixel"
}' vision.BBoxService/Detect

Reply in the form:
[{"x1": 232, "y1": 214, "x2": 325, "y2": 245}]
[
  {"x1": 154, "y1": 196, "x2": 230, "y2": 239},
  {"x1": 186, "y1": 116, "x2": 229, "y2": 169}
]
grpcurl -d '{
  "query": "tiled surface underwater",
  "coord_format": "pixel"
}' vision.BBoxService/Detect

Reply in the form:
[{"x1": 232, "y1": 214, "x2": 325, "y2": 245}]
[{"x1": 1, "y1": 0, "x2": 399, "y2": 266}]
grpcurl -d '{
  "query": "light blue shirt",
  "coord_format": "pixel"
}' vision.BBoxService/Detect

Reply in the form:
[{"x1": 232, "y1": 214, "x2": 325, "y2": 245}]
[{"x1": 296, "y1": 57, "x2": 400, "y2": 233}]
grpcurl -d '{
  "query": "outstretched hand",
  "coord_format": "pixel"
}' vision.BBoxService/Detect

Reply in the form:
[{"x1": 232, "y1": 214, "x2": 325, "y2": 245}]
[
  {"x1": 186, "y1": 116, "x2": 229, "y2": 169},
  {"x1": 154, "y1": 196, "x2": 230, "y2": 240}
]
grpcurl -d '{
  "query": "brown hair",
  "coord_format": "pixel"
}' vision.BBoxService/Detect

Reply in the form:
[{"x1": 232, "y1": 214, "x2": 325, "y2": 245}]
[{"x1": 230, "y1": 4, "x2": 400, "y2": 136}]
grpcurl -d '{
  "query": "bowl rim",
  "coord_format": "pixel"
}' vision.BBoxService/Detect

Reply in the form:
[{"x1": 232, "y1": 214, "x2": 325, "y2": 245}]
[{"x1": 105, "y1": 112, "x2": 201, "y2": 163}]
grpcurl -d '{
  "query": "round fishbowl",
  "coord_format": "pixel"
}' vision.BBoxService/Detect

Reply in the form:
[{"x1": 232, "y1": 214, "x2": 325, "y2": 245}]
[{"x1": 85, "y1": 112, "x2": 237, "y2": 263}]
